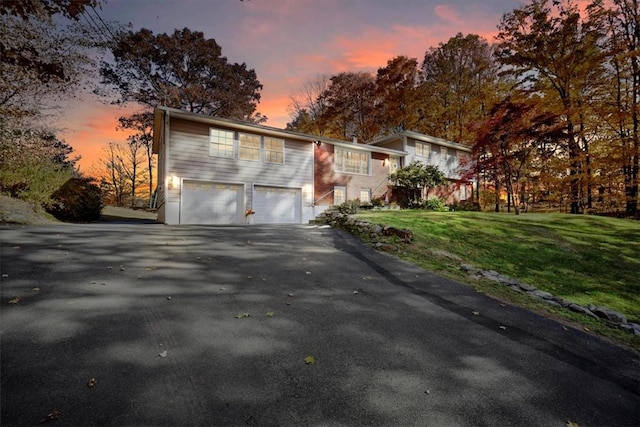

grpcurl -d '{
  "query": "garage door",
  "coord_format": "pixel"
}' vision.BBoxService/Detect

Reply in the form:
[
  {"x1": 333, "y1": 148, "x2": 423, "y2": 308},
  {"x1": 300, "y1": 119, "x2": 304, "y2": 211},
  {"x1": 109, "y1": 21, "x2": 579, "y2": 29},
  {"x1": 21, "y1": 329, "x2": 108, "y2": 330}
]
[
  {"x1": 181, "y1": 181, "x2": 243, "y2": 225},
  {"x1": 252, "y1": 186, "x2": 301, "y2": 224}
]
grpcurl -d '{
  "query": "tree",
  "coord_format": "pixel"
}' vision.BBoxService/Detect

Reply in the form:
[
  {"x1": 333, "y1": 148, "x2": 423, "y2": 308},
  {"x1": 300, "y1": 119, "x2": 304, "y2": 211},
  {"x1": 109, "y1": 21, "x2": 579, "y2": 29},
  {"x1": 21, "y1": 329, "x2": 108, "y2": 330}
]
[
  {"x1": 318, "y1": 72, "x2": 379, "y2": 142},
  {"x1": 1, "y1": 0, "x2": 101, "y2": 118},
  {"x1": 0, "y1": 121, "x2": 77, "y2": 204},
  {"x1": 589, "y1": 0, "x2": 639, "y2": 217},
  {"x1": 419, "y1": 33, "x2": 501, "y2": 144},
  {"x1": 495, "y1": 0, "x2": 607, "y2": 214},
  {"x1": 389, "y1": 161, "x2": 446, "y2": 207},
  {"x1": 473, "y1": 96, "x2": 560, "y2": 214},
  {"x1": 100, "y1": 141, "x2": 148, "y2": 207},
  {"x1": 287, "y1": 74, "x2": 331, "y2": 135},
  {"x1": 118, "y1": 112, "x2": 155, "y2": 206},
  {"x1": 0, "y1": 0, "x2": 98, "y2": 20},
  {"x1": 99, "y1": 27, "x2": 264, "y2": 122},
  {"x1": 375, "y1": 56, "x2": 421, "y2": 134}
]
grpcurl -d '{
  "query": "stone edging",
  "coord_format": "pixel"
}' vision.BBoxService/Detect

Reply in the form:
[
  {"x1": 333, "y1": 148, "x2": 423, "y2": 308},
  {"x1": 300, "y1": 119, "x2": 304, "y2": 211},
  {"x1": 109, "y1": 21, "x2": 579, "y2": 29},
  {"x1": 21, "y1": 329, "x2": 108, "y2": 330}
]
[{"x1": 319, "y1": 210, "x2": 640, "y2": 337}]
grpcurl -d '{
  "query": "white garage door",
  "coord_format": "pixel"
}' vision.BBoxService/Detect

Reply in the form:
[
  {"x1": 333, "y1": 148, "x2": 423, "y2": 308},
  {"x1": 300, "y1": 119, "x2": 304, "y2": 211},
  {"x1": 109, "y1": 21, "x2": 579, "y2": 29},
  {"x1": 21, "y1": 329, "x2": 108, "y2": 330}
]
[
  {"x1": 181, "y1": 181, "x2": 243, "y2": 225},
  {"x1": 252, "y1": 186, "x2": 301, "y2": 224}
]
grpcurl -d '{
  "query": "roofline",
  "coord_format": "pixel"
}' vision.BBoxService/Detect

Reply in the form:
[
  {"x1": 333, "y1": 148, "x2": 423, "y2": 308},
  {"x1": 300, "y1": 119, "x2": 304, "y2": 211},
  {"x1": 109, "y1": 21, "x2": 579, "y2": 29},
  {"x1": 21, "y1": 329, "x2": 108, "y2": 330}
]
[
  {"x1": 154, "y1": 106, "x2": 407, "y2": 155},
  {"x1": 369, "y1": 130, "x2": 472, "y2": 152}
]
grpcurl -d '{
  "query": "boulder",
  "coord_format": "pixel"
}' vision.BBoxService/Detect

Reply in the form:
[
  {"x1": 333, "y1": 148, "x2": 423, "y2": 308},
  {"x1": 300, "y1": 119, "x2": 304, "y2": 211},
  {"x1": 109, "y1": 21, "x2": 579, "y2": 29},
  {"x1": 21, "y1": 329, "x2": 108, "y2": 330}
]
[{"x1": 591, "y1": 306, "x2": 627, "y2": 325}]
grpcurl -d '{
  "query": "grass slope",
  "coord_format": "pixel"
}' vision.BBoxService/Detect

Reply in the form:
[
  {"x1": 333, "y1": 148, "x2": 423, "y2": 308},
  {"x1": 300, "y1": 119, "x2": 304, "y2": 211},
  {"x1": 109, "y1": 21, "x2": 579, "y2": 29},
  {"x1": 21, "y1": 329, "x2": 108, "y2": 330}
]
[{"x1": 355, "y1": 211, "x2": 640, "y2": 349}]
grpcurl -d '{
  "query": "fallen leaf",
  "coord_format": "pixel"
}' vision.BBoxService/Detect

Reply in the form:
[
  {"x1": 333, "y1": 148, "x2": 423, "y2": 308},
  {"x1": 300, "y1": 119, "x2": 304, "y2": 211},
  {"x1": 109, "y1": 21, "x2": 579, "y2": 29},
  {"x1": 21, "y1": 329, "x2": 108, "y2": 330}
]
[
  {"x1": 235, "y1": 312, "x2": 250, "y2": 319},
  {"x1": 159, "y1": 351, "x2": 168, "y2": 358},
  {"x1": 288, "y1": 293, "x2": 295, "y2": 297},
  {"x1": 500, "y1": 304, "x2": 506, "y2": 307},
  {"x1": 90, "y1": 281, "x2": 97, "y2": 284},
  {"x1": 499, "y1": 325, "x2": 507, "y2": 330},
  {"x1": 9, "y1": 296, "x2": 22, "y2": 304},
  {"x1": 119, "y1": 266, "x2": 125, "y2": 271},
  {"x1": 566, "y1": 422, "x2": 579, "y2": 427},
  {"x1": 107, "y1": 266, "x2": 113, "y2": 270},
  {"x1": 87, "y1": 378, "x2": 97, "y2": 388},
  {"x1": 265, "y1": 311, "x2": 275, "y2": 317},
  {"x1": 353, "y1": 290, "x2": 359, "y2": 294},
  {"x1": 32, "y1": 287, "x2": 40, "y2": 292},
  {"x1": 562, "y1": 325, "x2": 568, "y2": 331},
  {"x1": 166, "y1": 296, "x2": 172, "y2": 300},
  {"x1": 304, "y1": 355, "x2": 316, "y2": 365},
  {"x1": 40, "y1": 410, "x2": 61, "y2": 423},
  {"x1": 247, "y1": 276, "x2": 253, "y2": 279},
  {"x1": 472, "y1": 311, "x2": 480, "y2": 316},
  {"x1": 583, "y1": 327, "x2": 591, "y2": 332},
  {"x1": 1, "y1": 274, "x2": 8, "y2": 278},
  {"x1": 305, "y1": 271, "x2": 311, "y2": 275},
  {"x1": 424, "y1": 390, "x2": 431, "y2": 395}
]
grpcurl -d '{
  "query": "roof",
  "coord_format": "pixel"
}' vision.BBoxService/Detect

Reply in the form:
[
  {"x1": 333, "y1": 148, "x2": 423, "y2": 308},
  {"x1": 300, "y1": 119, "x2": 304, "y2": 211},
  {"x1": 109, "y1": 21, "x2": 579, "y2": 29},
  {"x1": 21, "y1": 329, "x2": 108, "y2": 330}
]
[
  {"x1": 369, "y1": 130, "x2": 472, "y2": 152},
  {"x1": 152, "y1": 106, "x2": 407, "y2": 156}
]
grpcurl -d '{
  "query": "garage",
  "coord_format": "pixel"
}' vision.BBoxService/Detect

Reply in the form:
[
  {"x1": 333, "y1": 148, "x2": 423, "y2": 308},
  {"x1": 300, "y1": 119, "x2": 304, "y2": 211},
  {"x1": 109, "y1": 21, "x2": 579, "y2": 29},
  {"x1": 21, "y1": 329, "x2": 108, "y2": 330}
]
[
  {"x1": 181, "y1": 180, "x2": 244, "y2": 225},
  {"x1": 252, "y1": 186, "x2": 301, "y2": 224}
]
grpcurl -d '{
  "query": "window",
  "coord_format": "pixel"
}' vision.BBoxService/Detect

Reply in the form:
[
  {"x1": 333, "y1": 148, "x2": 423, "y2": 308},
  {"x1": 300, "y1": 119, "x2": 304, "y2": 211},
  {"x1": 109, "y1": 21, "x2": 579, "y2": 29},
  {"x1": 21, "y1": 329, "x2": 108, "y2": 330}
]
[
  {"x1": 264, "y1": 137, "x2": 284, "y2": 164},
  {"x1": 239, "y1": 133, "x2": 260, "y2": 161},
  {"x1": 360, "y1": 189, "x2": 371, "y2": 204},
  {"x1": 209, "y1": 128, "x2": 234, "y2": 158},
  {"x1": 460, "y1": 185, "x2": 468, "y2": 201},
  {"x1": 440, "y1": 146, "x2": 448, "y2": 158},
  {"x1": 335, "y1": 148, "x2": 369, "y2": 175},
  {"x1": 334, "y1": 186, "x2": 346, "y2": 205},
  {"x1": 416, "y1": 142, "x2": 430, "y2": 158}
]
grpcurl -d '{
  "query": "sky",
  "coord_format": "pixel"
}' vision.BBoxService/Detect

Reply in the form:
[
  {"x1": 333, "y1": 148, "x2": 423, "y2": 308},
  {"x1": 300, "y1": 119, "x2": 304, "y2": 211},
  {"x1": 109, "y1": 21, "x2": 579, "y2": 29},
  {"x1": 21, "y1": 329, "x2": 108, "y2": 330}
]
[{"x1": 63, "y1": 0, "x2": 534, "y2": 173}]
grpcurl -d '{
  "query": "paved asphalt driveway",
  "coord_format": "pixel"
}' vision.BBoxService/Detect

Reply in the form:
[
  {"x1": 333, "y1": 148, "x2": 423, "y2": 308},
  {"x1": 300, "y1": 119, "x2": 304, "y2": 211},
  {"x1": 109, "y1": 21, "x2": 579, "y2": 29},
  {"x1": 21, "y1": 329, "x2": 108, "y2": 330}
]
[{"x1": 1, "y1": 223, "x2": 638, "y2": 426}]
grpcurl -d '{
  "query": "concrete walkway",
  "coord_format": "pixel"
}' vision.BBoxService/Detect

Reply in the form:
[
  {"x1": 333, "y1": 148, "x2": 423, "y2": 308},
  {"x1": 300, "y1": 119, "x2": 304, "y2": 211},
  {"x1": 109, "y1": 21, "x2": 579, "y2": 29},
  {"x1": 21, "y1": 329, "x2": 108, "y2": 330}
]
[{"x1": 1, "y1": 224, "x2": 638, "y2": 426}]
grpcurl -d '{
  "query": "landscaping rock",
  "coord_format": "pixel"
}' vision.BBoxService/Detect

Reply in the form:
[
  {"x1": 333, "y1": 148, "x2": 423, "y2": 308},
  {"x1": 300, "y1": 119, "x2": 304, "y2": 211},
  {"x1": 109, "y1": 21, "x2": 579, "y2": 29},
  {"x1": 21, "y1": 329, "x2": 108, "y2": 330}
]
[
  {"x1": 518, "y1": 283, "x2": 537, "y2": 292},
  {"x1": 591, "y1": 306, "x2": 627, "y2": 325},
  {"x1": 568, "y1": 303, "x2": 598, "y2": 318},
  {"x1": 529, "y1": 290, "x2": 553, "y2": 300}
]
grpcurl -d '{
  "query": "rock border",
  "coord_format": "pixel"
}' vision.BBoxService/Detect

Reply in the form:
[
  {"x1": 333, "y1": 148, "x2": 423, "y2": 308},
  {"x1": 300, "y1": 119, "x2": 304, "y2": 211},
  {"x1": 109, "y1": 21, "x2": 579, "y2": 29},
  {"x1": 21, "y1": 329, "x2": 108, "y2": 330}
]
[{"x1": 318, "y1": 210, "x2": 640, "y2": 337}]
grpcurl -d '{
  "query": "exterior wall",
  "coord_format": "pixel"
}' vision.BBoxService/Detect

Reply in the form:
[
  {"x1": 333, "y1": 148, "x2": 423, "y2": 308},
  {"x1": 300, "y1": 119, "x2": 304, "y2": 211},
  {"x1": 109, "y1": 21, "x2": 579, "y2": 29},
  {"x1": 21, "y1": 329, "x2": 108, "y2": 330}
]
[
  {"x1": 314, "y1": 143, "x2": 391, "y2": 207},
  {"x1": 162, "y1": 117, "x2": 314, "y2": 224}
]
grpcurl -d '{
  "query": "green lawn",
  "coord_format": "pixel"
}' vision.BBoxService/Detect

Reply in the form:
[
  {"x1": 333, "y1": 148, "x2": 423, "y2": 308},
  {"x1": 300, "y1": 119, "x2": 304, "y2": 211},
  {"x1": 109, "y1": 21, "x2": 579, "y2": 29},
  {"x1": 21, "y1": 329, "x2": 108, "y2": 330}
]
[{"x1": 354, "y1": 210, "x2": 640, "y2": 348}]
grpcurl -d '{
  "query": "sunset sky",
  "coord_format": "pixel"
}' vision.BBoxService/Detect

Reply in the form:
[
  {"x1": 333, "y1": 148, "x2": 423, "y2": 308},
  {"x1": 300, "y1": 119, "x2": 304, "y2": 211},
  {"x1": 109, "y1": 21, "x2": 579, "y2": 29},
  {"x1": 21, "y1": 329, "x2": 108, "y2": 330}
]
[{"x1": 63, "y1": 0, "x2": 534, "y2": 173}]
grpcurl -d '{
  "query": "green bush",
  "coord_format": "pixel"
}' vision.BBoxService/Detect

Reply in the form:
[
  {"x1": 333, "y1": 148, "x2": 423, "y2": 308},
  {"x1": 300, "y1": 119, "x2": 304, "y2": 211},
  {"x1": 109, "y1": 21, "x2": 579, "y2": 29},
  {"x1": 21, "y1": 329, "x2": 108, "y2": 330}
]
[
  {"x1": 46, "y1": 177, "x2": 104, "y2": 222},
  {"x1": 424, "y1": 197, "x2": 449, "y2": 211},
  {"x1": 337, "y1": 199, "x2": 360, "y2": 215},
  {"x1": 449, "y1": 201, "x2": 481, "y2": 211},
  {"x1": 0, "y1": 158, "x2": 73, "y2": 205}
]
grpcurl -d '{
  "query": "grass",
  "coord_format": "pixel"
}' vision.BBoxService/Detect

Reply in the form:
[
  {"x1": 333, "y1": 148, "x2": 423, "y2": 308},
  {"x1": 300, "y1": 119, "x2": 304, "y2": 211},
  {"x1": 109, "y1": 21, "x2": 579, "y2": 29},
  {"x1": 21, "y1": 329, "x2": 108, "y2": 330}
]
[{"x1": 353, "y1": 210, "x2": 640, "y2": 351}]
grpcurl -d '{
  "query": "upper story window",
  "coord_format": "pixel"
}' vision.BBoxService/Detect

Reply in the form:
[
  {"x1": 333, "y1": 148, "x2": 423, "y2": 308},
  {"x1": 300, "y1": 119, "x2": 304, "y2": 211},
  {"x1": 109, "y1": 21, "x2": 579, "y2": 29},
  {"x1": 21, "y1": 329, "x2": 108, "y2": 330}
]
[
  {"x1": 416, "y1": 141, "x2": 430, "y2": 158},
  {"x1": 440, "y1": 146, "x2": 448, "y2": 158},
  {"x1": 209, "y1": 128, "x2": 235, "y2": 158},
  {"x1": 334, "y1": 148, "x2": 369, "y2": 175},
  {"x1": 239, "y1": 133, "x2": 261, "y2": 161},
  {"x1": 208, "y1": 128, "x2": 286, "y2": 165},
  {"x1": 264, "y1": 137, "x2": 284, "y2": 164}
]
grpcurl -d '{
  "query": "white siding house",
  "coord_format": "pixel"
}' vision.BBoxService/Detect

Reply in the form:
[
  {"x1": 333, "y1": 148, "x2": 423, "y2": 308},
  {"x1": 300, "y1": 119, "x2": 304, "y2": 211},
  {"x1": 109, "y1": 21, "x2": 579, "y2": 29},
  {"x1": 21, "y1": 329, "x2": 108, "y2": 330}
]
[{"x1": 153, "y1": 107, "x2": 317, "y2": 225}]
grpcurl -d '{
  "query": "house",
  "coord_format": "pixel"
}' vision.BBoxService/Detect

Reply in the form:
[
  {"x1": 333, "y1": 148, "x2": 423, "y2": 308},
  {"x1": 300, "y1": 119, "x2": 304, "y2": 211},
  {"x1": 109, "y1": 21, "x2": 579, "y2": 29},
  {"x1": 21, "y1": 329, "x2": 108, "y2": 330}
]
[
  {"x1": 152, "y1": 107, "x2": 474, "y2": 225},
  {"x1": 368, "y1": 131, "x2": 475, "y2": 204}
]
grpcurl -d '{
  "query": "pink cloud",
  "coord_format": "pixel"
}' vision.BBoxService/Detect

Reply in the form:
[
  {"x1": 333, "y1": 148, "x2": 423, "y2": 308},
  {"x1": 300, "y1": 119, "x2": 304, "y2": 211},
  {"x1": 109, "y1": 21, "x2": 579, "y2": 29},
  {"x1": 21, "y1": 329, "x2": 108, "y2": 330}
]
[{"x1": 434, "y1": 4, "x2": 463, "y2": 25}]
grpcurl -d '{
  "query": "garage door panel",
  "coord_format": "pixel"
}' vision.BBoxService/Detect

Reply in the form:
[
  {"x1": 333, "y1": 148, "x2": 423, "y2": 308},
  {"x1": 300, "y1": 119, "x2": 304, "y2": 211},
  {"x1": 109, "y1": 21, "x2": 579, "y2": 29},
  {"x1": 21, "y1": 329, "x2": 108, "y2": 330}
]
[
  {"x1": 253, "y1": 186, "x2": 301, "y2": 224},
  {"x1": 181, "y1": 181, "x2": 243, "y2": 225}
]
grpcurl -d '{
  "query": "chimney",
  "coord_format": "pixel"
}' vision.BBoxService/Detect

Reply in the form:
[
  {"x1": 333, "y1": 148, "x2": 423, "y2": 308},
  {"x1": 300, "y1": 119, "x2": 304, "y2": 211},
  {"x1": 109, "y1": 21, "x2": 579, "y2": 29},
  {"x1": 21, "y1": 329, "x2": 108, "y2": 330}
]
[{"x1": 352, "y1": 136, "x2": 358, "y2": 144}]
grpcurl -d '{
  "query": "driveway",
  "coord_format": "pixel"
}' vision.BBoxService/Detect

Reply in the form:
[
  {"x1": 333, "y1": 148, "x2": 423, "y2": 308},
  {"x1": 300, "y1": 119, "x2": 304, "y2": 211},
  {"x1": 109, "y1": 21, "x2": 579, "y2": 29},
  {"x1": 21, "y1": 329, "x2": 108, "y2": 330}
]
[{"x1": 1, "y1": 224, "x2": 638, "y2": 426}]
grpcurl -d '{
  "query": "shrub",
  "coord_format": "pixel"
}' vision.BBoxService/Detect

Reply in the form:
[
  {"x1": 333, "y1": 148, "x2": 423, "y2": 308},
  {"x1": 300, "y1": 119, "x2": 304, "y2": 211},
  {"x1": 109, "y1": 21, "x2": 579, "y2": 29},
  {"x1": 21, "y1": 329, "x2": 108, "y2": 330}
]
[
  {"x1": 449, "y1": 201, "x2": 481, "y2": 211},
  {"x1": 337, "y1": 199, "x2": 360, "y2": 215},
  {"x1": 424, "y1": 197, "x2": 449, "y2": 211},
  {"x1": 46, "y1": 177, "x2": 104, "y2": 222}
]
